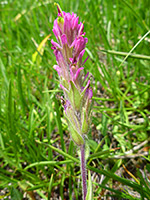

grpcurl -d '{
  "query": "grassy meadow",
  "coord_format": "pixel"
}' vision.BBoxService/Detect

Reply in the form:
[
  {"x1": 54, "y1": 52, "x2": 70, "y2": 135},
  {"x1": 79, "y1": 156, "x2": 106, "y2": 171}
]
[{"x1": 0, "y1": 0, "x2": 150, "y2": 199}]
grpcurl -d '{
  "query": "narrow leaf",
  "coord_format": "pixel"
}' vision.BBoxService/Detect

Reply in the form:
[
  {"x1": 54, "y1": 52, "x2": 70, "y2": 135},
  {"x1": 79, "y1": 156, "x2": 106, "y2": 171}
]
[
  {"x1": 32, "y1": 34, "x2": 51, "y2": 62},
  {"x1": 86, "y1": 170, "x2": 92, "y2": 200}
]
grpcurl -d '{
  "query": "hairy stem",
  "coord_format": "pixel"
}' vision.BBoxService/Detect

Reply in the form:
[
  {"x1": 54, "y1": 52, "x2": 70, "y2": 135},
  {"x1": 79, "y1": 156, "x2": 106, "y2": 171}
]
[{"x1": 80, "y1": 143, "x2": 87, "y2": 200}]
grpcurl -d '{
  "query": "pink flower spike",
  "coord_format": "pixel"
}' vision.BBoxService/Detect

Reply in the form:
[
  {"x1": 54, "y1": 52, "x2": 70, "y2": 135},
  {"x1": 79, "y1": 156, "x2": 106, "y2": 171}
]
[{"x1": 51, "y1": 7, "x2": 93, "y2": 196}]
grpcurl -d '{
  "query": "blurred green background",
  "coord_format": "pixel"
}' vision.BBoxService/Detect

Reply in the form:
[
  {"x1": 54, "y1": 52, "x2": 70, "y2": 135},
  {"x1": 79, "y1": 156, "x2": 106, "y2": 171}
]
[{"x1": 0, "y1": 0, "x2": 150, "y2": 199}]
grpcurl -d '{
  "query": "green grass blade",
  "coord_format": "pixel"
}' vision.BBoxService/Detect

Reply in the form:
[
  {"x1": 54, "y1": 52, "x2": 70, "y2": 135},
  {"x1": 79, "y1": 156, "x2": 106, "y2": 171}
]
[
  {"x1": 53, "y1": 97, "x2": 66, "y2": 152},
  {"x1": 101, "y1": 49, "x2": 150, "y2": 60},
  {"x1": 86, "y1": 170, "x2": 93, "y2": 200},
  {"x1": 24, "y1": 160, "x2": 73, "y2": 170},
  {"x1": 0, "y1": 58, "x2": 8, "y2": 88},
  {"x1": 48, "y1": 174, "x2": 54, "y2": 199},
  {"x1": 35, "y1": 140, "x2": 79, "y2": 163},
  {"x1": 119, "y1": 30, "x2": 150, "y2": 68}
]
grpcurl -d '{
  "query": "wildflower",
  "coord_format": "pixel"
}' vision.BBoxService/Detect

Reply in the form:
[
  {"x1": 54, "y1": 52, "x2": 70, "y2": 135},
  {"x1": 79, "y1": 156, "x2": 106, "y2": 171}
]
[
  {"x1": 51, "y1": 4, "x2": 93, "y2": 199},
  {"x1": 51, "y1": 4, "x2": 92, "y2": 146}
]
